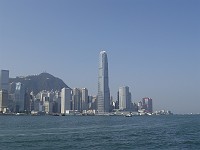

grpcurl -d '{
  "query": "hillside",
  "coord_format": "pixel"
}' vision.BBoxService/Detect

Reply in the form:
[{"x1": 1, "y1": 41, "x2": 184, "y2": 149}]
[{"x1": 9, "y1": 72, "x2": 70, "y2": 94}]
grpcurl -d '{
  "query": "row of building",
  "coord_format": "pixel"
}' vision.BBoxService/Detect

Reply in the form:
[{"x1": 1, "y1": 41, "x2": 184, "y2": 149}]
[
  {"x1": 0, "y1": 51, "x2": 153, "y2": 115},
  {"x1": 0, "y1": 73, "x2": 152, "y2": 115}
]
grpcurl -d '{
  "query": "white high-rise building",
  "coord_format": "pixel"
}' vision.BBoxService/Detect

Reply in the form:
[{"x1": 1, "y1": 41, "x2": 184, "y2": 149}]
[
  {"x1": 97, "y1": 51, "x2": 110, "y2": 113},
  {"x1": 61, "y1": 88, "x2": 71, "y2": 114},
  {"x1": 0, "y1": 70, "x2": 9, "y2": 91},
  {"x1": 119, "y1": 86, "x2": 131, "y2": 111}
]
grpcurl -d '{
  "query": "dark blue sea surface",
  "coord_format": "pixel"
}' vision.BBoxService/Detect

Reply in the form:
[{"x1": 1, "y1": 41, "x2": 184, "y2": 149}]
[{"x1": 0, "y1": 115, "x2": 200, "y2": 150}]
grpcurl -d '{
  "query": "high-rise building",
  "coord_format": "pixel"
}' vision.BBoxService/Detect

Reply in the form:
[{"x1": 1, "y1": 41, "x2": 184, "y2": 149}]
[
  {"x1": 88, "y1": 95, "x2": 97, "y2": 110},
  {"x1": 97, "y1": 51, "x2": 110, "y2": 113},
  {"x1": 72, "y1": 88, "x2": 81, "y2": 111},
  {"x1": 137, "y1": 101, "x2": 143, "y2": 110},
  {"x1": 44, "y1": 100, "x2": 53, "y2": 114},
  {"x1": 0, "y1": 70, "x2": 9, "y2": 91},
  {"x1": 81, "y1": 88, "x2": 88, "y2": 111},
  {"x1": 118, "y1": 86, "x2": 131, "y2": 111},
  {"x1": 0, "y1": 89, "x2": 8, "y2": 112},
  {"x1": 24, "y1": 90, "x2": 31, "y2": 112},
  {"x1": 14, "y1": 82, "x2": 25, "y2": 112},
  {"x1": 53, "y1": 91, "x2": 61, "y2": 113},
  {"x1": 61, "y1": 88, "x2": 71, "y2": 114},
  {"x1": 142, "y1": 97, "x2": 153, "y2": 113}
]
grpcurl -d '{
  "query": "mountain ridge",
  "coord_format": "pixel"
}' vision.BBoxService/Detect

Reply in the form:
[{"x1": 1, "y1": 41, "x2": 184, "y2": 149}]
[{"x1": 9, "y1": 72, "x2": 70, "y2": 94}]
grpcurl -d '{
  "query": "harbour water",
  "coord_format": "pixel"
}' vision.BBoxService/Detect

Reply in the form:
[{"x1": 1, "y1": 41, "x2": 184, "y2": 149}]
[{"x1": 0, "y1": 115, "x2": 200, "y2": 150}]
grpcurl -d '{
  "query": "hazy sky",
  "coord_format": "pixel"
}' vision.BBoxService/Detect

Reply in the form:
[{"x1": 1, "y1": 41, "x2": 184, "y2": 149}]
[{"x1": 0, "y1": 0, "x2": 199, "y2": 114}]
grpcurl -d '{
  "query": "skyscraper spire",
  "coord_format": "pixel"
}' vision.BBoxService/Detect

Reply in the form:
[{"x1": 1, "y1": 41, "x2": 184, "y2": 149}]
[{"x1": 97, "y1": 51, "x2": 110, "y2": 113}]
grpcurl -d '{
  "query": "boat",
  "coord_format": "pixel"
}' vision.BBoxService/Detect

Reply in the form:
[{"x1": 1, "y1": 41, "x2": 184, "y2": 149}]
[{"x1": 125, "y1": 113, "x2": 132, "y2": 117}]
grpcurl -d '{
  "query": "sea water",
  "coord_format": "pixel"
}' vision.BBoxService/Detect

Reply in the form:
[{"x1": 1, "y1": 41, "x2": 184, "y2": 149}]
[{"x1": 0, "y1": 115, "x2": 200, "y2": 150}]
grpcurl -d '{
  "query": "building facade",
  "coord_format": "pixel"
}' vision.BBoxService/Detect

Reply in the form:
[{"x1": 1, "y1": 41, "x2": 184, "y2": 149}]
[
  {"x1": 81, "y1": 88, "x2": 88, "y2": 111},
  {"x1": 72, "y1": 88, "x2": 81, "y2": 111},
  {"x1": 142, "y1": 97, "x2": 153, "y2": 113},
  {"x1": 61, "y1": 88, "x2": 72, "y2": 114},
  {"x1": 97, "y1": 51, "x2": 110, "y2": 113},
  {"x1": 24, "y1": 90, "x2": 31, "y2": 112},
  {"x1": 118, "y1": 86, "x2": 132, "y2": 111},
  {"x1": 0, "y1": 89, "x2": 8, "y2": 112},
  {"x1": 0, "y1": 70, "x2": 9, "y2": 91},
  {"x1": 14, "y1": 82, "x2": 25, "y2": 112}
]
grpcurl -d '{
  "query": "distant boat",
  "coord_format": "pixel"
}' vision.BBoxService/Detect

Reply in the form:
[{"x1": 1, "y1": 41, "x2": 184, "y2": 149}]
[
  {"x1": 125, "y1": 113, "x2": 132, "y2": 117},
  {"x1": 16, "y1": 113, "x2": 26, "y2": 116}
]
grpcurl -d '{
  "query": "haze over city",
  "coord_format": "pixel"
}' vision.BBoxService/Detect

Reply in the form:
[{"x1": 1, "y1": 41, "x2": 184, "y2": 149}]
[{"x1": 0, "y1": 0, "x2": 199, "y2": 114}]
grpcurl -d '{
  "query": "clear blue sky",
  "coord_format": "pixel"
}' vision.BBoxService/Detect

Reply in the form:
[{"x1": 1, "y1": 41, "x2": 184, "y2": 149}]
[{"x1": 0, "y1": 0, "x2": 199, "y2": 114}]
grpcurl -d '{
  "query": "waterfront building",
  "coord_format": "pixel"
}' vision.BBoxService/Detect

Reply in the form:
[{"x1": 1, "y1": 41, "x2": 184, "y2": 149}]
[
  {"x1": 61, "y1": 88, "x2": 71, "y2": 114},
  {"x1": 72, "y1": 88, "x2": 81, "y2": 111},
  {"x1": 14, "y1": 82, "x2": 25, "y2": 112},
  {"x1": 132, "y1": 102, "x2": 138, "y2": 112},
  {"x1": 137, "y1": 101, "x2": 143, "y2": 110},
  {"x1": 47, "y1": 91, "x2": 54, "y2": 102},
  {"x1": 24, "y1": 90, "x2": 31, "y2": 112},
  {"x1": 97, "y1": 51, "x2": 110, "y2": 113},
  {"x1": 115, "y1": 91, "x2": 120, "y2": 109},
  {"x1": 53, "y1": 91, "x2": 61, "y2": 113},
  {"x1": 81, "y1": 88, "x2": 88, "y2": 111},
  {"x1": 7, "y1": 93, "x2": 15, "y2": 112},
  {"x1": 33, "y1": 99, "x2": 43, "y2": 112},
  {"x1": 142, "y1": 97, "x2": 153, "y2": 113},
  {"x1": 118, "y1": 86, "x2": 132, "y2": 111},
  {"x1": 0, "y1": 89, "x2": 8, "y2": 112},
  {"x1": 29, "y1": 91, "x2": 35, "y2": 111},
  {"x1": 0, "y1": 70, "x2": 9, "y2": 91},
  {"x1": 44, "y1": 100, "x2": 53, "y2": 114},
  {"x1": 88, "y1": 95, "x2": 97, "y2": 111}
]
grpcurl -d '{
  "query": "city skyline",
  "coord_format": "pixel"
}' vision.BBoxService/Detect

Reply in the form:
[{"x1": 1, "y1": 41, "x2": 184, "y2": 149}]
[
  {"x1": 1, "y1": 68, "x2": 158, "y2": 115},
  {"x1": 0, "y1": 0, "x2": 200, "y2": 114}
]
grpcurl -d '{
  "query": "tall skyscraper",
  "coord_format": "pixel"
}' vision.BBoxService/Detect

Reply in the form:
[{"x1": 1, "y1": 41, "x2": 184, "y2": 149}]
[
  {"x1": 81, "y1": 88, "x2": 88, "y2": 111},
  {"x1": 72, "y1": 88, "x2": 81, "y2": 111},
  {"x1": 0, "y1": 70, "x2": 9, "y2": 91},
  {"x1": 97, "y1": 51, "x2": 110, "y2": 113},
  {"x1": 118, "y1": 86, "x2": 131, "y2": 111},
  {"x1": 61, "y1": 88, "x2": 71, "y2": 114},
  {"x1": 14, "y1": 82, "x2": 25, "y2": 113}
]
